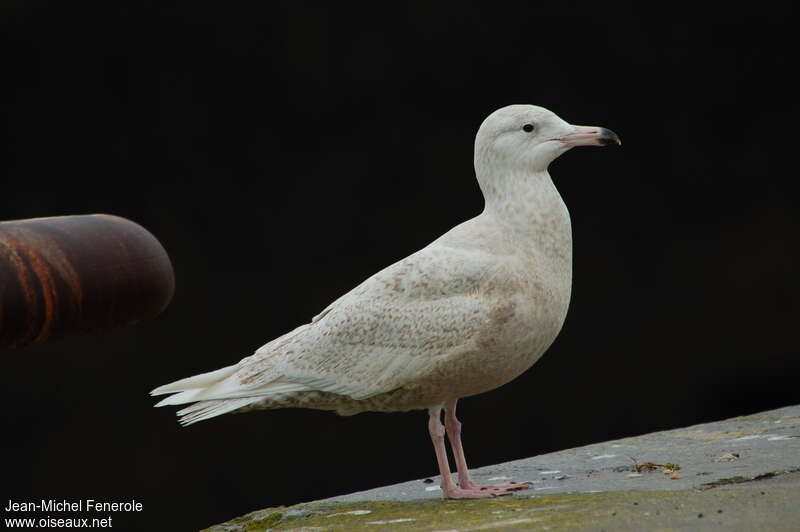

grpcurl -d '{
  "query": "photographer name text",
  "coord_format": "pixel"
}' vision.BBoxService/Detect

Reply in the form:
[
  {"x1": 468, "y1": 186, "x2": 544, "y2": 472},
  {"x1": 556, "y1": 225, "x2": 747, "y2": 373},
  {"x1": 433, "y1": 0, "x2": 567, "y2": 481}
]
[{"x1": 5, "y1": 499, "x2": 142, "y2": 513}]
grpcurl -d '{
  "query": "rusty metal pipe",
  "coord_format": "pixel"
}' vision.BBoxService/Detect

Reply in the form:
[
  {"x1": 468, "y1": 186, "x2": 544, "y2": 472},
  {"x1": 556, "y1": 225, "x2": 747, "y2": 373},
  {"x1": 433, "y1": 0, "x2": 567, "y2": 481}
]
[{"x1": 0, "y1": 214, "x2": 175, "y2": 348}]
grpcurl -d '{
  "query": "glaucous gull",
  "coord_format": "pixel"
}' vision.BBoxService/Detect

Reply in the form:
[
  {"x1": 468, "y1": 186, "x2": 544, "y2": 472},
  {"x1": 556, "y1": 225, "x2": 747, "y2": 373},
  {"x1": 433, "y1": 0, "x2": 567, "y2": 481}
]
[{"x1": 152, "y1": 104, "x2": 620, "y2": 498}]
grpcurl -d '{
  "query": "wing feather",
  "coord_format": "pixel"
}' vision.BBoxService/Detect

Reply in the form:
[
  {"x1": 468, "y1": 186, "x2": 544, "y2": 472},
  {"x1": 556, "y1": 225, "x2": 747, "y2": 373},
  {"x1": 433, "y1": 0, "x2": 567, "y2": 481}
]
[{"x1": 229, "y1": 242, "x2": 514, "y2": 400}]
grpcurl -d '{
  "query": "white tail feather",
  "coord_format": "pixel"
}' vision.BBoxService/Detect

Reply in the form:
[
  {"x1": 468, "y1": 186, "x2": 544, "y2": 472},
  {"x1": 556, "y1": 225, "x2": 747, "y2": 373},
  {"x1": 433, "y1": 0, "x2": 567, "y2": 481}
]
[
  {"x1": 152, "y1": 362, "x2": 316, "y2": 425},
  {"x1": 187, "y1": 380, "x2": 311, "y2": 402},
  {"x1": 177, "y1": 398, "x2": 262, "y2": 426},
  {"x1": 150, "y1": 365, "x2": 239, "y2": 396},
  {"x1": 154, "y1": 388, "x2": 205, "y2": 407}
]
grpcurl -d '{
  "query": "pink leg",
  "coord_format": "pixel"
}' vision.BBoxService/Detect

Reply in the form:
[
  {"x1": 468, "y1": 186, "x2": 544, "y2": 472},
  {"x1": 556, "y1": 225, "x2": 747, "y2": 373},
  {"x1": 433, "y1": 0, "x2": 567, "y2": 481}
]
[
  {"x1": 428, "y1": 407, "x2": 505, "y2": 499},
  {"x1": 443, "y1": 399, "x2": 531, "y2": 493}
]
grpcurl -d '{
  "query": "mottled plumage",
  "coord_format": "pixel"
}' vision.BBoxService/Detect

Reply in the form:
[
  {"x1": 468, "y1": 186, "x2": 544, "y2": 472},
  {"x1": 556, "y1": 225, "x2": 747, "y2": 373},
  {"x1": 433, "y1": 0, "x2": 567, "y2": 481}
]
[{"x1": 152, "y1": 104, "x2": 620, "y2": 498}]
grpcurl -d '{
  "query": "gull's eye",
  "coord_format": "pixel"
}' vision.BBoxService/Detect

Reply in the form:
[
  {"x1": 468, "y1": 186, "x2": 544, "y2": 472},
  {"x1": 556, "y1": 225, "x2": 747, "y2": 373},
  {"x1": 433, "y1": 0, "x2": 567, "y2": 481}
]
[{"x1": 522, "y1": 123, "x2": 535, "y2": 133}]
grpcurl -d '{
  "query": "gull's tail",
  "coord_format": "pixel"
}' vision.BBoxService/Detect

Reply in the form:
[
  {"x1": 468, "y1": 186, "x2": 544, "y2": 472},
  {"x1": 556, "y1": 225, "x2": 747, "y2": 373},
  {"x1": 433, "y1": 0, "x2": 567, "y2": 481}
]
[
  {"x1": 177, "y1": 398, "x2": 262, "y2": 426},
  {"x1": 151, "y1": 364, "x2": 240, "y2": 404},
  {"x1": 151, "y1": 362, "x2": 315, "y2": 426},
  {"x1": 150, "y1": 365, "x2": 262, "y2": 426}
]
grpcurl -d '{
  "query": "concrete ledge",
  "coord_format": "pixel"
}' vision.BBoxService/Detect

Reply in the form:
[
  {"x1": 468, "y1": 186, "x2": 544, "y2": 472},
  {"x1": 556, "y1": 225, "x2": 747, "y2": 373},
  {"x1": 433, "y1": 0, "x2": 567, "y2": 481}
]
[{"x1": 202, "y1": 404, "x2": 800, "y2": 531}]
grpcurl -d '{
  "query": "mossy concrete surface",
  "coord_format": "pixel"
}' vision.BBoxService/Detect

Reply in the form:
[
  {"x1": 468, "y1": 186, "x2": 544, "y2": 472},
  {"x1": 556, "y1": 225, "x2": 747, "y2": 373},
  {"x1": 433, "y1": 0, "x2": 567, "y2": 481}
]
[
  {"x1": 202, "y1": 405, "x2": 800, "y2": 531},
  {"x1": 203, "y1": 485, "x2": 800, "y2": 531}
]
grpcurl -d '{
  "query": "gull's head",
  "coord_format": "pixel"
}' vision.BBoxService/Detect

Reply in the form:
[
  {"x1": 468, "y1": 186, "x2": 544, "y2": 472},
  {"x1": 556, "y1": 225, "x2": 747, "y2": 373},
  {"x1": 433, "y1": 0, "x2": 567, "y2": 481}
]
[{"x1": 475, "y1": 104, "x2": 620, "y2": 175}]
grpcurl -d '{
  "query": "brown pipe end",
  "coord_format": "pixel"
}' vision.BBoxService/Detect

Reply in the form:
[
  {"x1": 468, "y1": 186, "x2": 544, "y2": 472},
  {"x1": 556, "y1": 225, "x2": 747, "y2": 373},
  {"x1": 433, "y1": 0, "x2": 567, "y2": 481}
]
[{"x1": 0, "y1": 214, "x2": 175, "y2": 348}]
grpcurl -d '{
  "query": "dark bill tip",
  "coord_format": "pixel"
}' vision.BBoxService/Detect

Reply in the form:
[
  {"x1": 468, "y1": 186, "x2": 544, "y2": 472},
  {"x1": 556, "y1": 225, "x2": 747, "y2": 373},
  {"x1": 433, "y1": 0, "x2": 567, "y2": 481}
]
[{"x1": 598, "y1": 127, "x2": 622, "y2": 146}]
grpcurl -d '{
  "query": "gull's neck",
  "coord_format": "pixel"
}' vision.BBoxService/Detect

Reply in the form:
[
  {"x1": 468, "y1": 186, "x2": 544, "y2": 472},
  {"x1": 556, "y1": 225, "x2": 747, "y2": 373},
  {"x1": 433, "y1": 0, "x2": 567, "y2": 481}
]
[
  {"x1": 478, "y1": 167, "x2": 572, "y2": 268},
  {"x1": 479, "y1": 168, "x2": 569, "y2": 231}
]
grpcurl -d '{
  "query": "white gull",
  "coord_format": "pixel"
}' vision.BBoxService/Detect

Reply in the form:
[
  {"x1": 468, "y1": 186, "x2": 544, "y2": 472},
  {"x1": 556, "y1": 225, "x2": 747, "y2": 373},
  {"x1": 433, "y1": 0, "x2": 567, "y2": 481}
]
[{"x1": 151, "y1": 104, "x2": 620, "y2": 499}]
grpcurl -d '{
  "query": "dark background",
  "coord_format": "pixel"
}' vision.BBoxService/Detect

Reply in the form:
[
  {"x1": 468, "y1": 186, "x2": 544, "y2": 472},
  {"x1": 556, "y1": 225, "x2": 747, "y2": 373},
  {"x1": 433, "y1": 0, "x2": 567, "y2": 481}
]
[{"x1": 1, "y1": 3, "x2": 796, "y2": 531}]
